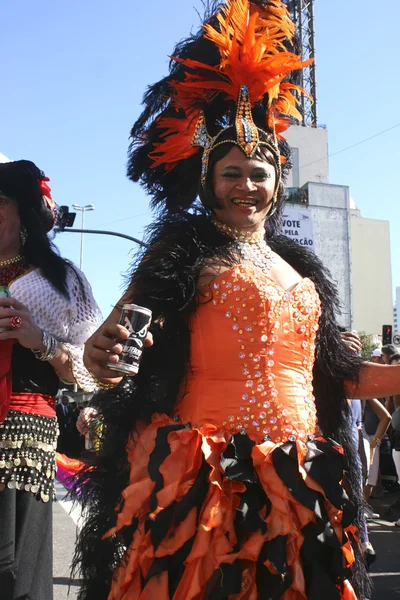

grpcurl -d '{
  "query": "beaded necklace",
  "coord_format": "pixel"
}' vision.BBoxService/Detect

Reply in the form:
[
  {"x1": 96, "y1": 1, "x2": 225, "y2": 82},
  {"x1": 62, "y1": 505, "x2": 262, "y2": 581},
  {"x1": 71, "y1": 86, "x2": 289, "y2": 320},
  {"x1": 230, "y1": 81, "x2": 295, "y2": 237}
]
[
  {"x1": 0, "y1": 255, "x2": 23, "y2": 267},
  {"x1": 0, "y1": 257, "x2": 29, "y2": 287},
  {"x1": 212, "y1": 219, "x2": 277, "y2": 273}
]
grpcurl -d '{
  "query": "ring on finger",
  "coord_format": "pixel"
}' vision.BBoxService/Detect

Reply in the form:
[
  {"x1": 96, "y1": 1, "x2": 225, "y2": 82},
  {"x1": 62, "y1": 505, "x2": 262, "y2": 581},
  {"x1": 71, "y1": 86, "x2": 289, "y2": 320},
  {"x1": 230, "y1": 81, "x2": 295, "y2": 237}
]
[{"x1": 10, "y1": 316, "x2": 22, "y2": 329}]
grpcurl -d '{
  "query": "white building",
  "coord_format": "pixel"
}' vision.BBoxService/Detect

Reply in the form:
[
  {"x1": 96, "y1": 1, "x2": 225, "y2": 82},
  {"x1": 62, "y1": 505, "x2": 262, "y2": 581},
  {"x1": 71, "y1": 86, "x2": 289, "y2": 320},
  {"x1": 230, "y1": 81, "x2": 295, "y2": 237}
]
[
  {"x1": 284, "y1": 126, "x2": 393, "y2": 335},
  {"x1": 393, "y1": 287, "x2": 400, "y2": 333}
]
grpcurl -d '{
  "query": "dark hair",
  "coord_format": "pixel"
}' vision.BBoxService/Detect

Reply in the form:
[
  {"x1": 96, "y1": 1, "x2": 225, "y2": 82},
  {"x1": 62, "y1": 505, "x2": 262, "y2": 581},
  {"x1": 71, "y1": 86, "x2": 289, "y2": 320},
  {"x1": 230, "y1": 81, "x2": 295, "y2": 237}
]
[
  {"x1": 389, "y1": 353, "x2": 400, "y2": 364},
  {"x1": 381, "y1": 344, "x2": 397, "y2": 357},
  {"x1": 0, "y1": 160, "x2": 74, "y2": 298},
  {"x1": 198, "y1": 127, "x2": 291, "y2": 238}
]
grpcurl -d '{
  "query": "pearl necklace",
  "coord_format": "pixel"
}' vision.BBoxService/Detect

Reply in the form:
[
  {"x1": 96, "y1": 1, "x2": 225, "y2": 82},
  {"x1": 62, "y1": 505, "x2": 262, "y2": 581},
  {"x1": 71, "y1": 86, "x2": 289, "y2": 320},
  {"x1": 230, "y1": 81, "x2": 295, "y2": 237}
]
[
  {"x1": 213, "y1": 219, "x2": 277, "y2": 273},
  {"x1": 0, "y1": 254, "x2": 23, "y2": 267}
]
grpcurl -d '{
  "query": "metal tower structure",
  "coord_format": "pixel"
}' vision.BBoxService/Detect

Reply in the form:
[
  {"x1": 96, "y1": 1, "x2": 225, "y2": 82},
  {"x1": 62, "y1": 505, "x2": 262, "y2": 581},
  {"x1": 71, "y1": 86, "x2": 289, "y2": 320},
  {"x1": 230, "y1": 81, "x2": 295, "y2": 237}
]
[{"x1": 284, "y1": 0, "x2": 317, "y2": 127}]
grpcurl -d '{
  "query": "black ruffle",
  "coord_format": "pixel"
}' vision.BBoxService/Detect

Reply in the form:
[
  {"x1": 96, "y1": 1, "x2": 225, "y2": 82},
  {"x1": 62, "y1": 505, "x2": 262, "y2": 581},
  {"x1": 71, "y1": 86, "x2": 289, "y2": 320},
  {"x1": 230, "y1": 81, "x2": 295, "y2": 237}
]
[
  {"x1": 101, "y1": 427, "x2": 362, "y2": 600},
  {"x1": 272, "y1": 439, "x2": 355, "y2": 599}
]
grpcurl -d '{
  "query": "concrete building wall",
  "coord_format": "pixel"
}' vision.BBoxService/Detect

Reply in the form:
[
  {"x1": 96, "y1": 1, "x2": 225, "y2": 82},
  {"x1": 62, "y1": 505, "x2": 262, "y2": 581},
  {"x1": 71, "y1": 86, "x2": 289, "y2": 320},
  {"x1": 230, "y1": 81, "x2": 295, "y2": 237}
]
[
  {"x1": 350, "y1": 210, "x2": 393, "y2": 335},
  {"x1": 284, "y1": 126, "x2": 329, "y2": 188},
  {"x1": 286, "y1": 181, "x2": 352, "y2": 329},
  {"x1": 284, "y1": 126, "x2": 393, "y2": 336}
]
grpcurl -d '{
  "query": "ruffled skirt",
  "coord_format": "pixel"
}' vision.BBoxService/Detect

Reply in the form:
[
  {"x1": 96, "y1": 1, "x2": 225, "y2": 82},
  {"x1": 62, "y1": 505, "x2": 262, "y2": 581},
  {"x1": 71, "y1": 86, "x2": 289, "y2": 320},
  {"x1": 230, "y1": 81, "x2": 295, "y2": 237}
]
[{"x1": 105, "y1": 414, "x2": 359, "y2": 600}]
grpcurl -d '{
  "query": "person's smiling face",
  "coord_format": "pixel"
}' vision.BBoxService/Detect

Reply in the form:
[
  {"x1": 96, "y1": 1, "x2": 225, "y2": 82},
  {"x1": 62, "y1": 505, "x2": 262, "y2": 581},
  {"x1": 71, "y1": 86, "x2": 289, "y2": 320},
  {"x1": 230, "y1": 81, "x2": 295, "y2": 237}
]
[
  {"x1": 0, "y1": 194, "x2": 21, "y2": 258},
  {"x1": 212, "y1": 146, "x2": 277, "y2": 232}
]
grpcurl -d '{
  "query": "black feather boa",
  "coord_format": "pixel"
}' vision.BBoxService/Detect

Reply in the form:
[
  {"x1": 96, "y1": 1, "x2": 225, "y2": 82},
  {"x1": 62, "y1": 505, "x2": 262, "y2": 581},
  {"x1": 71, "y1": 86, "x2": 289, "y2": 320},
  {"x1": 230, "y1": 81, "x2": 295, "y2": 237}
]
[{"x1": 72, "y1": 210, "x2": 370, "y2": 599}]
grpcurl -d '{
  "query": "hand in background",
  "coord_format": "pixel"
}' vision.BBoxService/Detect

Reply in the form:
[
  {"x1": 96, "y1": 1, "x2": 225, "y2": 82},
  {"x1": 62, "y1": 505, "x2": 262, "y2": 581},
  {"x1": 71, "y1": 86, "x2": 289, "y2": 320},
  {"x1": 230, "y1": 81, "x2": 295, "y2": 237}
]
[
  {"x1": 341, "y1": 331, "x2": 362, "y2": 355},
  {"x1": 76, "y1": 407, "x2": 98, "y2": 435}
]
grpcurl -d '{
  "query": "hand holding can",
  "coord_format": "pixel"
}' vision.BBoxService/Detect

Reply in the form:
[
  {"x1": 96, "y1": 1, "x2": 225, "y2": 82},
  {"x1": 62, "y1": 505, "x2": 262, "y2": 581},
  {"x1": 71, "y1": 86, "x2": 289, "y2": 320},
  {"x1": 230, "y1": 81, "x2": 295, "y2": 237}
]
[{"x1": 107, "y1": 304, "x2": 152, "y2": 375}]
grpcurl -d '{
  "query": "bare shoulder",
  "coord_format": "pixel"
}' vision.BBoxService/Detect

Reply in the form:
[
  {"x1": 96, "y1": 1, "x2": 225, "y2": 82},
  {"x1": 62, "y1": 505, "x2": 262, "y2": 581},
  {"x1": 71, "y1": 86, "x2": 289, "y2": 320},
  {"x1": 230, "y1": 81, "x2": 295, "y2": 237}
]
[{"x1": 267, "y1": 251, "x2": 303, "y2": 291}]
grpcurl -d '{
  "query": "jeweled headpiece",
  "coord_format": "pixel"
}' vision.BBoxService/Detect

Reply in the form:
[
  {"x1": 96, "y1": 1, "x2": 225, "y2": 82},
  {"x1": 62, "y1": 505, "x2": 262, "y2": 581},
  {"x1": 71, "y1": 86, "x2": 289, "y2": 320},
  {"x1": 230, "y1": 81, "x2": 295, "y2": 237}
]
[{"x1": 128, "y1": 0, "x2": 313, "y2": 211}]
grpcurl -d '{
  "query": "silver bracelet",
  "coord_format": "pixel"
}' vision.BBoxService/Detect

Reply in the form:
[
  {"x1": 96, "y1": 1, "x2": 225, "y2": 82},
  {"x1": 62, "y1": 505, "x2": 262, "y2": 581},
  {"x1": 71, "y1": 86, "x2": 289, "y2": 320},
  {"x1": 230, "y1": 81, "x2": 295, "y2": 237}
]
[{"x1": 32, "y1": 330, "x2": 58, "y2": 361}]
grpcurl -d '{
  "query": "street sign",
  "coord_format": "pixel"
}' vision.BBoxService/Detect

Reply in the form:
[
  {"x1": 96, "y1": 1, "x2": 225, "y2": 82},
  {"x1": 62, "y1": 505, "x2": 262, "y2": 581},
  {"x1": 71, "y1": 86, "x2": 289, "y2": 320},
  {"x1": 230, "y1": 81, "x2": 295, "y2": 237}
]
[{"x1": 393, "y1": 334, "x2": 400, "y2": 346}]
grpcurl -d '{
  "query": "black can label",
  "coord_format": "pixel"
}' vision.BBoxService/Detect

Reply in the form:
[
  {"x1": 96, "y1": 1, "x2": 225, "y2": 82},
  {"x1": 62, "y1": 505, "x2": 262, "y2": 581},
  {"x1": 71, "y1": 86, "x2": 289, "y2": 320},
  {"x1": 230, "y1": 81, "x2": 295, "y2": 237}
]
[{"x1": 110, "y1": 305, "x2": 152, "y2": 375}]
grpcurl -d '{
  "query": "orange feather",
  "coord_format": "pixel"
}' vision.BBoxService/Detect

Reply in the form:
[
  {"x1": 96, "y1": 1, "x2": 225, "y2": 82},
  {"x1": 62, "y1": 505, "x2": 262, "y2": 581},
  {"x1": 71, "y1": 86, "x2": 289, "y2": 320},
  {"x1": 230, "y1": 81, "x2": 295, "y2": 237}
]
[{"x1": 151, "y1": 0, "x2": 313, "y2": 171}]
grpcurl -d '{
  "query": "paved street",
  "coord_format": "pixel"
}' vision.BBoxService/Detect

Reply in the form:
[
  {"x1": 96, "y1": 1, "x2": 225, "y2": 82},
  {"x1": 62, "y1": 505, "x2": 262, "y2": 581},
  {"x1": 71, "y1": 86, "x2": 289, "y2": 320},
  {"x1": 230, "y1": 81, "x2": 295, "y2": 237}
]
[
  {"x1": 53, "y1": 481, "x2": 400, "y2": 599},
  {"x1": 53, "y1": 482, "x2": 80, "y2": 600},
  {"x1": 369, "y1": 519, "x2": 400, "y2": 599}
]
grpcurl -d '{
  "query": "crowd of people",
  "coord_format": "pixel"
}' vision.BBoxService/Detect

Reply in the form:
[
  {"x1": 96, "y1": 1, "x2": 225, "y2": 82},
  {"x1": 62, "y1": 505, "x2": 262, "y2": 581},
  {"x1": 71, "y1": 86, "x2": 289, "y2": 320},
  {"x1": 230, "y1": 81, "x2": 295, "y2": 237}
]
[
  {"x1": 365, "y1": 345, "x2": 400, "y2": 505},
  {"x1": 2, "y1": 2, "x2": 400, "y2": 600}
]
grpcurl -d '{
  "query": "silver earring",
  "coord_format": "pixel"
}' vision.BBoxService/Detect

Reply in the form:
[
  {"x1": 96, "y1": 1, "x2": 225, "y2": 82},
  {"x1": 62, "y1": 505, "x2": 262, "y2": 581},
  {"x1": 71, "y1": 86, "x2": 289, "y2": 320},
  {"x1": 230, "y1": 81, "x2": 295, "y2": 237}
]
[{"x1": 20, "y1": 227, "x2": 28, "y2": 246}]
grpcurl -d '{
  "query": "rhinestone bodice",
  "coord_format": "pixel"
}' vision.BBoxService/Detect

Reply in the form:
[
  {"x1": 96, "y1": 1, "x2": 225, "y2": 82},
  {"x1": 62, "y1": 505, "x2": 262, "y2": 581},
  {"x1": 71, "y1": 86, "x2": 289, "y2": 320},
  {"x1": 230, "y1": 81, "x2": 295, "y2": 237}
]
[{"x1": 176, "y1": 264, "x2": 322, "y2": 444}]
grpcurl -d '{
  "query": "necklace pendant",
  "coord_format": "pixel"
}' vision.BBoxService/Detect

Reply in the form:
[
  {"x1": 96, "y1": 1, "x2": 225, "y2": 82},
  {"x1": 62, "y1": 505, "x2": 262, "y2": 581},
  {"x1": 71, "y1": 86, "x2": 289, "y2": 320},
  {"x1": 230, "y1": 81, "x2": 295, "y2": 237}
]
[
  {"x1": 237, "y1": 241, "x2": 276, "y2": 274},
  {"x1": 211, "y1": 218, "x2": 276, "y2": 274}
]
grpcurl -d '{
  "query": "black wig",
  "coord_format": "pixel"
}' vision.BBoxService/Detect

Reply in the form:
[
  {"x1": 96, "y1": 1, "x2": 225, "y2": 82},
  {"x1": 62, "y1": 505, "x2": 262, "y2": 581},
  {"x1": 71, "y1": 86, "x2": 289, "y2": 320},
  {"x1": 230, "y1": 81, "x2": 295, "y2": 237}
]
[{"x1": 0, "y1": 160, "x2": 73, "y2": 298}]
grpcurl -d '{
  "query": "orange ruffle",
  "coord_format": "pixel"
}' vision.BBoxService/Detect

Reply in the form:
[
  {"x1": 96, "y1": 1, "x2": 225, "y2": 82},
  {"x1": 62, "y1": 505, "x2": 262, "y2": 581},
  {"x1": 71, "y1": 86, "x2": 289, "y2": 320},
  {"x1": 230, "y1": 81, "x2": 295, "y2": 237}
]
[{"x1": 106, "y1": 415, "x2": 357, "y2": 600}]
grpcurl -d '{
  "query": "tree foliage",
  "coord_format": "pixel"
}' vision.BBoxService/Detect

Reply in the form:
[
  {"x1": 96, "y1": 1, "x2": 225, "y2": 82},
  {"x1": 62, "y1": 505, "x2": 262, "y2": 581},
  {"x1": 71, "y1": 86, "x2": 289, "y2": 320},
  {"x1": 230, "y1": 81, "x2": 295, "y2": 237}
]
[{"x1": 358, "y1": 331, "x2": 378, "y2": 361}]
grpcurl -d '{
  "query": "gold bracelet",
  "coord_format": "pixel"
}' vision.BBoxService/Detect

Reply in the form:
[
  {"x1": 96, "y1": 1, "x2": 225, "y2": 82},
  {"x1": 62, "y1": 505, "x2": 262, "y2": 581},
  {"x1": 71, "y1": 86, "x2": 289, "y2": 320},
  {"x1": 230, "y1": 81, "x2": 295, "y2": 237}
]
[{"x1": 89, "y1": 371, "x2": 118, "y2": 391}]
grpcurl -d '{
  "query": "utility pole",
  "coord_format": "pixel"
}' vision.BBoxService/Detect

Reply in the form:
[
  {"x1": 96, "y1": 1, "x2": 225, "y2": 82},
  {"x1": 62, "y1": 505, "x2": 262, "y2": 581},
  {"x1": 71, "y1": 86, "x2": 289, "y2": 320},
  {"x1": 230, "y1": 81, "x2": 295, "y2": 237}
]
[{"x1": 71, "y1": 204, "x2": 95, "y2": 270}]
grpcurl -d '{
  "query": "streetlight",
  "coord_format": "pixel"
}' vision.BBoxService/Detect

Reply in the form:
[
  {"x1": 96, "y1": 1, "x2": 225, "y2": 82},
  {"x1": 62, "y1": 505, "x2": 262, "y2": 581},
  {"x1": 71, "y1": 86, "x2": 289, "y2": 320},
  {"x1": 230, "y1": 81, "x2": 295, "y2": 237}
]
[{"x1": 72, "y1": 204, "x2": 95, "y2": 270}]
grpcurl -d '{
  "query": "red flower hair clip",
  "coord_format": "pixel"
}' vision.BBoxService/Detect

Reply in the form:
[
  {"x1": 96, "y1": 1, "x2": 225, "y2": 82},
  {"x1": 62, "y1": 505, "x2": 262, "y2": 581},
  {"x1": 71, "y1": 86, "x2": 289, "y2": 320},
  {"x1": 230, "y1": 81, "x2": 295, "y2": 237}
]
[{"x1": 37, "y1": 177, "x2": 56, "y2": 211}]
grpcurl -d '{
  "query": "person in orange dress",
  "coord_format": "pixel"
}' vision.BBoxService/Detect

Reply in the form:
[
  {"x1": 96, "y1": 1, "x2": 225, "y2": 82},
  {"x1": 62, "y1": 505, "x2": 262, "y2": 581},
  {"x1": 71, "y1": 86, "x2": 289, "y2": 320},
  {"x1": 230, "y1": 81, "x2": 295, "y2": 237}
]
[{"x1": 73, "y1": 2, "x2": 400, "y2": 599}]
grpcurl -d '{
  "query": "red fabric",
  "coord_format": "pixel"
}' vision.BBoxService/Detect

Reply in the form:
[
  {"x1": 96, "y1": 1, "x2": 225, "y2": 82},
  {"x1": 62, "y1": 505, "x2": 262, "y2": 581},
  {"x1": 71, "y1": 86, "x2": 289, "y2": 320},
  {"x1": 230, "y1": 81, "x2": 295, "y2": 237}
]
[
  {"x1": 56, "y1": 452, "x2": 85, "y2": 491},
  {"x1": 9, "y1": 392, "x2": 56, "y2": 417},
  {"x1": 0, "y1": 340, "x2": 14, "y2": 424}
]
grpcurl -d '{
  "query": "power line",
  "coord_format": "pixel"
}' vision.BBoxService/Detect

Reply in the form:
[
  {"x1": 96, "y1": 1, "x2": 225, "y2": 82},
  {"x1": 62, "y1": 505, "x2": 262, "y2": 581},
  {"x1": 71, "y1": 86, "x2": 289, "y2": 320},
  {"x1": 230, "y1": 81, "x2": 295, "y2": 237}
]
[
  {"x1": 299, "y1": 122, "x2": 400, "y2": 170},
  {"x1": 105, "y1": 211, "x2": 149, "y2": 226}
]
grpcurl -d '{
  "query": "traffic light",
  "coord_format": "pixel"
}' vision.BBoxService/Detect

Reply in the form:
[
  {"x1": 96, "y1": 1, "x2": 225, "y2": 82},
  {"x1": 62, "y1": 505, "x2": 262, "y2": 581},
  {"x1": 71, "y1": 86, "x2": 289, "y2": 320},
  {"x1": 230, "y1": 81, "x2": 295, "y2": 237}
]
[
  {"x1": 57, "y1": 206, "x2": 76, "y2": 230},
  {"x1": 382, "y1": 324, "x2": 393, "y2": 345}
]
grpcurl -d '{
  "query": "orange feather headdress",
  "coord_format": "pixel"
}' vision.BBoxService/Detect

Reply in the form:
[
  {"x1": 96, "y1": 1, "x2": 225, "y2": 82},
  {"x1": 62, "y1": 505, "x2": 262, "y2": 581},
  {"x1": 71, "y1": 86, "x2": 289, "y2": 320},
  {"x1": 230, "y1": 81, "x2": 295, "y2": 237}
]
[{"x1": 128, "y1": 0, "x2": 313, "y2": 211}]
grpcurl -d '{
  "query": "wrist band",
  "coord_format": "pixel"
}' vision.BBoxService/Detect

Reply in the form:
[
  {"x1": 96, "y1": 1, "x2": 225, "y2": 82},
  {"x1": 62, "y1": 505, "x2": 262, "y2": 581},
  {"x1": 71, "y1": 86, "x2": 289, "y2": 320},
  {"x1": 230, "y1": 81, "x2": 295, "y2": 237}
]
[
  {"x1": 32, "y1": 330, "x2": 58, "y2": 361},
  {"x1": 372, "y1": 436, "x2": 381, "y2": 446}
]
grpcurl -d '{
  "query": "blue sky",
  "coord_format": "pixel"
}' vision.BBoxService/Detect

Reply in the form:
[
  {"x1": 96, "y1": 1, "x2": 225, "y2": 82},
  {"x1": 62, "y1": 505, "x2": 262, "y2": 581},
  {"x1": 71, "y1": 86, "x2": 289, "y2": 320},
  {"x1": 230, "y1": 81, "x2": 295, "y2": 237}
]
[{"x1": 1, "y1": 0, "x2": 399, "y2": 316}]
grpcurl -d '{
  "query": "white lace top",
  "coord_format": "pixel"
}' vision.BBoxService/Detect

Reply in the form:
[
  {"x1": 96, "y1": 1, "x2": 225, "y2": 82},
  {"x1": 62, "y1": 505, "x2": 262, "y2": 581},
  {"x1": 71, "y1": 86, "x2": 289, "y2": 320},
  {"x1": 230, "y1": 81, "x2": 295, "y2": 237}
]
[{"x1": 9, "y1": 266, "x2": 103, "y2": 392}]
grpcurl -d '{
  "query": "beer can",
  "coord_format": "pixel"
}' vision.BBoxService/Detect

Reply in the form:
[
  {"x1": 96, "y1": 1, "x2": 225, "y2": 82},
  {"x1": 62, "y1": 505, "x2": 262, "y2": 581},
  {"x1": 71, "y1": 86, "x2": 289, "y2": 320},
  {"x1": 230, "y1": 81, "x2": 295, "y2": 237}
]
[
  {"x1": 85, "y1": 419, "x2": 103, "y2": 451},
  {"x1": 0, "y1": 286, "x2": 11, "y2": 333},
  {"x1": 107, "y1": 304, "x2": 152, "y2": 375}
]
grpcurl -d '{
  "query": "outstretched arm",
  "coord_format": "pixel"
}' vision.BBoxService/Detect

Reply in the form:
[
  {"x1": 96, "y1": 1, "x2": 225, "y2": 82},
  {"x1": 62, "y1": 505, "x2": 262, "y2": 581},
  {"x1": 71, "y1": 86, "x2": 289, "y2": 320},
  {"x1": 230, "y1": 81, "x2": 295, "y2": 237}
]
[{"x1": 346, "y1": 362, "x2": 400, "y2": 400}]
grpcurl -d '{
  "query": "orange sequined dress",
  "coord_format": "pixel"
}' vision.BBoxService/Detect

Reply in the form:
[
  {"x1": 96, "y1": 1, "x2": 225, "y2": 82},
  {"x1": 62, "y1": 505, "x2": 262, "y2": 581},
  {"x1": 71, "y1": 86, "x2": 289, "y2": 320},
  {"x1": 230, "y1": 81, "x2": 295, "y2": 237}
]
[{"x1": 106, "y1": 265, "x2": 358, "y2": 600}]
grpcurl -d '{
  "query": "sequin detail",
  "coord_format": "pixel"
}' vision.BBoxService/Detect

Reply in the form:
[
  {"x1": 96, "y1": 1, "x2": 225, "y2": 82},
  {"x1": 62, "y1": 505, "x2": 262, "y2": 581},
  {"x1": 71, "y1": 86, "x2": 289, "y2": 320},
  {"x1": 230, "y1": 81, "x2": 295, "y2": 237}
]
[
  {"x1": 203, "y1": 264, "x2": 321, "y2": 442},
  {"x1": 0, "y1": 411, "x2": 58, "y2": 501}
]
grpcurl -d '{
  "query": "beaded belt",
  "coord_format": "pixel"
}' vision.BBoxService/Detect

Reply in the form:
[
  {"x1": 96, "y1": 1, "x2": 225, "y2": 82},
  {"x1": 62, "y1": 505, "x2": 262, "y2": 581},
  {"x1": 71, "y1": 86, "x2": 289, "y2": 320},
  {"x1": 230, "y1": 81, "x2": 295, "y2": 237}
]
[{"x1": 0, "y1": 408, "x2": 58, "y2": 501}]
